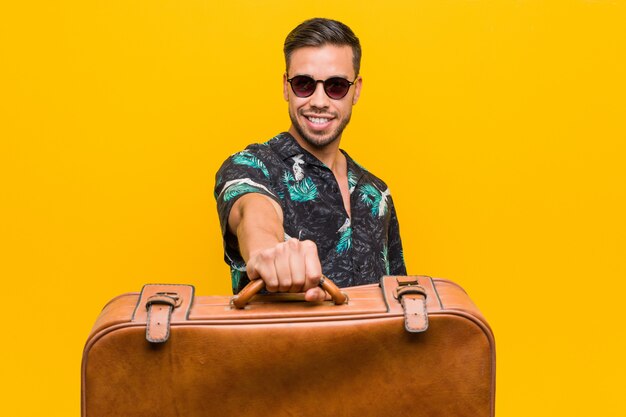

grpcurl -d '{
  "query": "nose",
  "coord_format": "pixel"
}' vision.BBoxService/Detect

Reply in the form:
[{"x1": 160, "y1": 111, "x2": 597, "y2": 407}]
[{"x1": 308, "y1": 81, "x2": 330, "y2": 109}]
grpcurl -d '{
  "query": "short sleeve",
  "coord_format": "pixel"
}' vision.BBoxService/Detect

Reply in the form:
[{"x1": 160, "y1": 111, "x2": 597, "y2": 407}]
[
  {"x1": 387, "y1": 195, "x2": 407, "y2": 275},
  {"x1": 214, "y1": 150, "x2": 282, "y2": 246}
]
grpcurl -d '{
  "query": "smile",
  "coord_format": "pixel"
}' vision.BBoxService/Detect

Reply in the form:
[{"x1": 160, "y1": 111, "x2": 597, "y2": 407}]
[{"x1": 306, "y1": 116, "x2": 333, "y2": 125}]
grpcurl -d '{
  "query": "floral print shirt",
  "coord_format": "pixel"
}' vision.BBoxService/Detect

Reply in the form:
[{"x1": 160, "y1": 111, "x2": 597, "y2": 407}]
[{"x1": 215, "y1": 132, "x2": 406, "y2": 294}]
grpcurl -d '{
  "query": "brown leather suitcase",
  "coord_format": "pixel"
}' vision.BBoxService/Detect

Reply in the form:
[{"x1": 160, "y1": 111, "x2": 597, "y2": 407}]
[{"x1": 82, "y1": 276, "x2": 495, "y2": 417}]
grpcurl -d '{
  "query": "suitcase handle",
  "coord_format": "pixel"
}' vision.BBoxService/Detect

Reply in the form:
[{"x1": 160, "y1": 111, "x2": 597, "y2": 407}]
[{"x1": 231, "y1": 275, "x2": 348, "y2": 309}]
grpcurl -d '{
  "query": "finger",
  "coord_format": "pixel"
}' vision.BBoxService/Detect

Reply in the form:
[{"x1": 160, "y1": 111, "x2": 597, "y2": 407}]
[
  {"x1": 287, "y1": 240, "x2": 305, "y2": 292},
  {"x1": 252, "y1": 249, "x2": 279, "y2": 292},
  {"x1": 304, "y1": 287, "x2": 326, "y2": 302},
  {"x1": 273, "y1": 243, "x2": 292, "y2": 293},
  {"x1": 302, "y1": 240, "x2": 322, "y2": 291},
  {"x1": 245, "y1": 260, "x2": 260, "y2": 280},
  {"x1": 256, "y1": 263, "x2": 279, "y2": 292}
]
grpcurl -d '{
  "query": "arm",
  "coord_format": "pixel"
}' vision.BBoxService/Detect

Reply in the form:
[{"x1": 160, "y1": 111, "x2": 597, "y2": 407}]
[
  {"x1": 228, "y1": 193, "x2": 326, "y2": 301},
  {"x1": 387, "y1": 195, "x2": 408, "y2": 275}
]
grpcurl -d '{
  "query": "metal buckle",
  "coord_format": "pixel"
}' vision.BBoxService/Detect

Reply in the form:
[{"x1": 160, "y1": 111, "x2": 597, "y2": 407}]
[
  {"x1": 394, "y1": 277, "x2": 422, "y2": 299},
  {"x1": 154, "y1": 292, "x2": 182, "y2": 308},
  {"x1": 396, "y1": 277, "x2": 419, "y2": 287}
]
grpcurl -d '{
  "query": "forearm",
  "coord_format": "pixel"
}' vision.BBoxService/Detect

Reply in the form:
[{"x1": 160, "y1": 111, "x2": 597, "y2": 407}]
[
  {"x1": 228, "y1": 194, "x2": 284, "y2": 262},
  {"x1": 227, "y1": 193, "x2": 324, "y2": 300}
]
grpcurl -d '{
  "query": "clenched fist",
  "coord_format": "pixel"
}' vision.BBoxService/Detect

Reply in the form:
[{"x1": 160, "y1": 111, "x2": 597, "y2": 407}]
[{"x1": 246, "y1": 238, "x2": 326, "y2": 302}]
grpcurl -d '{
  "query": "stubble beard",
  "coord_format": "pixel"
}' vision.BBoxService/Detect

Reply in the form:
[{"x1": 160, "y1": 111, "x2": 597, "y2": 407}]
[{"x1": 289, "y1": 108, "x2": 352, "y2": 149}]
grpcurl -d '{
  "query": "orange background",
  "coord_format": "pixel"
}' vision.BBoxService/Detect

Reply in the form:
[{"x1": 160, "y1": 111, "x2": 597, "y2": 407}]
[{"x1": 1, "y1": 1, "x2": 625, "y2": 416}]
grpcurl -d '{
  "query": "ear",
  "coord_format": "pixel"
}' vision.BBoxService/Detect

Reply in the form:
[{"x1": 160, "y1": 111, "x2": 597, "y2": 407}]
[
  {"x1": 352, "y1": 75, "x2": 363, "y2": 105},
  {"x1": 283, "y1": 73, "x2": 289, "y2": 101}
]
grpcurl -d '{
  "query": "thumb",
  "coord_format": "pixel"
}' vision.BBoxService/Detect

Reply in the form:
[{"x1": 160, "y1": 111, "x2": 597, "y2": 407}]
[{"x1": 304, "y1": 287, "x2": 326, "y2": 302}]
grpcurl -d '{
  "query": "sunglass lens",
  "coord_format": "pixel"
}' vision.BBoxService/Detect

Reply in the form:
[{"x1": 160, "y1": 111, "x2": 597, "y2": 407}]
[
  {"x1": 291, "y1": 76, "x2": 316, "y2": 97},
  {"x1": 324, "y1": 78, "x2": 351, "y2": 99}
]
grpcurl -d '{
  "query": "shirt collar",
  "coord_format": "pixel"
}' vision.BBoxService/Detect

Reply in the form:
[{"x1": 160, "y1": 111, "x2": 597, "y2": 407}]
[
  {"x1": 341, "y1": 148, "x2": 367, "y2": 184},
  {"x1": 269, "y1": 132, "x2": 327, "y2": 168},
  {"x1": 269, "y1": 132, "x2": 367, "y2": 185}
]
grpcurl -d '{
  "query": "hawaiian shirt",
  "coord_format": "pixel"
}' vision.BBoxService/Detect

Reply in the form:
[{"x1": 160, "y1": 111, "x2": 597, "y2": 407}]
[{"x1": 214, "y1": 132, "x2": 406, "y2": 294}]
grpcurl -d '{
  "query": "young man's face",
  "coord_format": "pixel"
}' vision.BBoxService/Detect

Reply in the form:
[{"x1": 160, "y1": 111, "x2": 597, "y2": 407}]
[{"x1": 284, "y1": 44, "x2": 362, "y2": 150}]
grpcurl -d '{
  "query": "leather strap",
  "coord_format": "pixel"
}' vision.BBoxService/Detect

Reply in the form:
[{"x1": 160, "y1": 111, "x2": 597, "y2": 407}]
[
  {"x1": 396, "y1": 280, "x2": 429, "y2": 333},
  {"x1": 132, "y1": 284, "x2": 194, "y2": 344},
  {"x1": 145, "y1": 294, "x2": 179, "y2": 343}
]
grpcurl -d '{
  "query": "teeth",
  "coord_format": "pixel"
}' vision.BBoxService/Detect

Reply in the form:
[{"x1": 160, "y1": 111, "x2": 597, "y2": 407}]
[{"x1": 307, "y1": 117, "x2": 330, "y2": 124}]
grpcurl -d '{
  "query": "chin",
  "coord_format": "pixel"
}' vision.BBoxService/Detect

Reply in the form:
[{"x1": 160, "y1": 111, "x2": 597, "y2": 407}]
[
  {"x1": 303, "y1": 132, "x2": 340, "y2": 148},
  {"x1": 290, "y1": 112, "x2": 351, "y2": 150},
  {"x1": 295, "y1": 125, "x2": 341, "y2": 149}
]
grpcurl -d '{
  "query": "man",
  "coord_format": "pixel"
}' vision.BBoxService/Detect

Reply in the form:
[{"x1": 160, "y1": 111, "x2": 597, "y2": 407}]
[{"x1": 215, "y1": 18, "x2": 406, "y2": 301}]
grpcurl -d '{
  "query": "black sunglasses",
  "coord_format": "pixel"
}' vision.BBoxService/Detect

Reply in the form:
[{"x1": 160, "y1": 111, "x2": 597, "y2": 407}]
[{"x1": 287, "y1": 75, "x2": 357, "y2": 100}]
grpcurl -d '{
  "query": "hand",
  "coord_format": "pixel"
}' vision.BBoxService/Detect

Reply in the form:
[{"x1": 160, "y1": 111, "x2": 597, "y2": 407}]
[{"x1": 245, "y1": 238, "x2": 326, "y2": 302}]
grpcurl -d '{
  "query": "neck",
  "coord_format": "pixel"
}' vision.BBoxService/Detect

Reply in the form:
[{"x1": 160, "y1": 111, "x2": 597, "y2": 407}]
[{"x1": 288, "y1": 126, "x2": 344, "y2": 171}]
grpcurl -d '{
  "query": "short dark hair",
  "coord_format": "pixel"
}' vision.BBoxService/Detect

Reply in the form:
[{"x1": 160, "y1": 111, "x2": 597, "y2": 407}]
[{"x1": 284, "y1": 18, "x2": 362, "y2": 77}]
